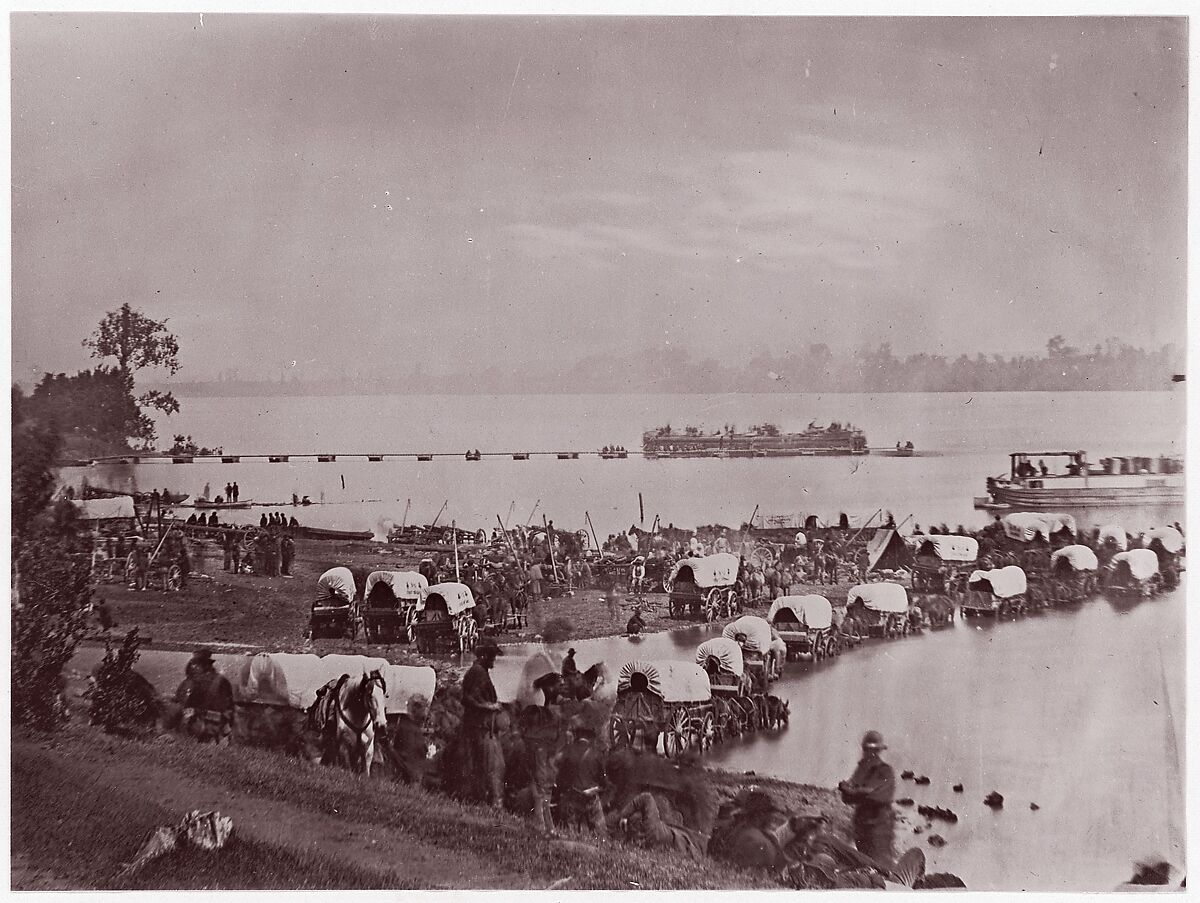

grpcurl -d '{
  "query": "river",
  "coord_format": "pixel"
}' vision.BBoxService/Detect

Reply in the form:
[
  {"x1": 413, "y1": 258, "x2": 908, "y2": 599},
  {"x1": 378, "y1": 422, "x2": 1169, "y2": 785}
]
[{"x1": 59, "y1": 390, "x2": 1184, "y2": 539}]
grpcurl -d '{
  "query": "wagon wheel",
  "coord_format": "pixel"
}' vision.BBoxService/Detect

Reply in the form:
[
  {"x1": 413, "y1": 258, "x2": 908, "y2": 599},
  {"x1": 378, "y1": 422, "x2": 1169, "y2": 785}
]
[
  {"x1": 164, "y1": 564, "x2": 183, "y2": 592},
  {"x1": 458, "y1": 618, "x2": 479, "y2": 656},
  {"x1": 829, "y1": 631, "x2": 842, "y2": 657},
  {"x1": 662, "y1": 706, "x2": 689, "y2": 758}
]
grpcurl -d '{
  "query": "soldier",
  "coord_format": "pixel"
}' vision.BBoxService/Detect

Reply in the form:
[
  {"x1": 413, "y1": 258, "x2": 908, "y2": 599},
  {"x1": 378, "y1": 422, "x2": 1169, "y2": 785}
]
[
  {"x1": 554, "y1": 722, "x2": 607, "y2": 836},
  {"x1": 460, "y1": 637, "x2": 505, "y2": 808},
  {"x1": 178, "y1": 650, "x2": 234, "y2": 744},
  {"x1": 388, "y1": 695, "x2": 431, "y2": 787},
  {"x1": 838, "y1": 730, "x2": 897, "y2": 868},
  {"x1": 521, "y1": 673, "x2": 563, "y2": 835}
]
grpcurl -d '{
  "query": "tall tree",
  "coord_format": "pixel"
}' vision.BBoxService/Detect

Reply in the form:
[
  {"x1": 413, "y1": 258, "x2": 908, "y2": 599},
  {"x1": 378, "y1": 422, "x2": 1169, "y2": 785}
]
[{"x1": 83, "y1": 303, "x2": 181, "y2": 416}]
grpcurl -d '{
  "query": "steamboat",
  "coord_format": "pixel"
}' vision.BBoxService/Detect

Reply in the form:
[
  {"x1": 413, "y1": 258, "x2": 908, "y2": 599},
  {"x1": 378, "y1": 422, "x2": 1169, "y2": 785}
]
[
  {"x1": 974, "y1": 450, "x2": 1185, "y2": 511},
  {"x1": 642, "y1": 421, "x2": 868, "y2": 458}
]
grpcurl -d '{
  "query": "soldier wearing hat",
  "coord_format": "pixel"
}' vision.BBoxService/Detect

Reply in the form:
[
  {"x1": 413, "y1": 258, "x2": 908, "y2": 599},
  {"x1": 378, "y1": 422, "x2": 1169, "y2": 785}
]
[
  {"x1": 520, "y1": 672, "x2": 563, "y2": 835},
  {"x1": 178, "y1": 649, "x2": 234, "y2": 745},
  {"x1": 838, "y1": 730, "x2": 896, "y2": 867},
  {"x1": 460, "y1": 637, "x2": 505, "y2": 808}
]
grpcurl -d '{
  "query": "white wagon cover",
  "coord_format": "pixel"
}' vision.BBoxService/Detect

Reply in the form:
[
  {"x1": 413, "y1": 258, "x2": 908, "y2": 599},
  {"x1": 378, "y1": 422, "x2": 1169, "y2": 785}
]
[
  {"x1": 668, "y1": 552, "x2": 739, "y2": 589},
  {"x1": 1051, "y1": 545, "x2": 1099, "y2": 572},
  {"x1": 420, "y1": 582, "x2": 476, "y2": 615},
  {"x1": 847, "y1": 582, "x2": 909, "y2": 613},
  {"x1": 1144, "y1": 527, "x2": 1184, "y2": 554},
  {"x1": 768, "y1": 595, "x2": 833, "y2": 630},
  {"x1": 317, "y1": 567, "x2": 356, "y2": 601},
  {"x1": 1097, "y1": 525, "x2": 1129, "y2": 551},
  {"x1": 617, "y1": 660, "x2": 712, "y2": 702},
  {"x1": 1003, "y1": 512, "x2": 1077, "y2": 543},
  {"x1": 378, "y1": 664, "x2": 437, "y2": 715},
  {"x1": 722, "y1": 615, "x2": 774, "y2": 653},
  {"x1": 1112, "y1": 549, "x2": 1159, "y2": 581},
  {"x1": 967, "y1": 566, "x2": 1028, "y2": 599},
  {"x1": 364, "y1": 570, "x2": 429, "y2": 601},
  {"x1": 915, "y1": 535, "x2": 979, "y2": 563},
  {"x1": 695, "y1": 637, "x2": 745, "y2": 676},
  {"x1": 232, "y1": 652, "x2": 390, "y2": 709}
]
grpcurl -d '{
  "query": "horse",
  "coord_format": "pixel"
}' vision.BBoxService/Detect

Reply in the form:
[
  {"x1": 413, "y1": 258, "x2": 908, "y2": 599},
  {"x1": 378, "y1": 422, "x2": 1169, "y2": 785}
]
[
  {"x1": 563, "y1": 662, "x2": 609, "y2": 701},
  {"x1": 308, "y1": 670, "x2": 389, "y2": 776}
]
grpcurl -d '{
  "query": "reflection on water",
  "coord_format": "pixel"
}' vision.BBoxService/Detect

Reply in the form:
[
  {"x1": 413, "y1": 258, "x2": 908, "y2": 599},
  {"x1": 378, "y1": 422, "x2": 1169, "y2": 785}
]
[{"x1": 494, "y1": 589, "x2": 1185, "y2": 891}]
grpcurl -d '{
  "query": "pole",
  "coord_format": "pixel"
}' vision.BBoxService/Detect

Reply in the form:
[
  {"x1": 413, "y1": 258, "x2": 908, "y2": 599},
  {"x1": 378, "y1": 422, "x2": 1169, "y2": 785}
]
[
  {"x1": 401, "y1": 498, "x2": 411, "y2": 529},
  {"x1": 638, "y1": 492, "x2": 644, "y2": 527},
  {"x1": 505, "y1": 500, "x2": 516, "y2": 529},
  {"x1": 543, "y1": 514, "x2": 560, "y2": 581},
  {"x1": 747, "y1": 504, "x2": 760, "y2": 532},
  {"x1": 896, "y1": 513, "x2": 914, "y2": 532},
  {"x1": 526, "y1": 499, "x2": 540, "y2": 526},
  {"x1": 845, "y1": 508, "x2": 884, "y2": 548},
  {"x1": 452, "y1": 519, "x2": 460, "y2": 582},
  {"x1": 430, "y1": 499, "x2": 448, "y2": 529},
  {"x1": 585, "y1": 511, "x2": 604, "y2": 559}
]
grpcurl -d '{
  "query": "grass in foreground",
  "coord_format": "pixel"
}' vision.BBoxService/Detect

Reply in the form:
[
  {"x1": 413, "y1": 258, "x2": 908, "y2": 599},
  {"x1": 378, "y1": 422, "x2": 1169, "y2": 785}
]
[
  {"x1": 21, "y1": 724, "x2": 789, "y2": 889},
  {"x1": 11, "y1": 741, "x2": 422, "y2": 890}
]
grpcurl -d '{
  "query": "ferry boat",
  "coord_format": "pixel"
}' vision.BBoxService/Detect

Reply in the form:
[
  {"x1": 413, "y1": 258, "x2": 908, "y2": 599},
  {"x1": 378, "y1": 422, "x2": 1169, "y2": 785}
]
[
  {"x1": 974, "y1": 450, "x2": 1184, "y2": 511},
  {"x1": 642, "y1": 421, "x2": 868, "y2": 458}
]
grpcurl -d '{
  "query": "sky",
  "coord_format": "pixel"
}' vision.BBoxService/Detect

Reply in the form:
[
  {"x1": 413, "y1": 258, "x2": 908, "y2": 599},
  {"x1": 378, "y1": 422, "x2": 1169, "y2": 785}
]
[{"x1": 10, "y1": 14, "x2": 1189, "y2": 384}]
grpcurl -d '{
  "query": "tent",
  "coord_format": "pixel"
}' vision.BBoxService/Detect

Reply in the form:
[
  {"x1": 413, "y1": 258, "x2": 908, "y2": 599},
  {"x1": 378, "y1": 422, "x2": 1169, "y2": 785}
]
[{"x1": 864, "y1": 528, "x2": 913, "y2": 572}]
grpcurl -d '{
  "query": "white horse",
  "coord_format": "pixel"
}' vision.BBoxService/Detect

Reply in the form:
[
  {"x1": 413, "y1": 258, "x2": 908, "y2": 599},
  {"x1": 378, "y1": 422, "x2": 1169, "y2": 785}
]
[{"x1": 309, "y1": 670, "x2": 389, "y2": 776}]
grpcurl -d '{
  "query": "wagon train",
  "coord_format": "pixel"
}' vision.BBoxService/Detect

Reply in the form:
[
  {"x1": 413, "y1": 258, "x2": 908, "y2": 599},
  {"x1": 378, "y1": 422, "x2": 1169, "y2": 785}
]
[
  {"x1": 667, "y1": 552, "x2": 741, "y2": 621},
  {"x1": 767, "y1": 594, "x2": 838, "y2": 662},
  {"x1": 609, "y1": 659, "x2": 714, "y2": 757},
  {"x1": 412, "y1": 582, "x2": 479, "y2": 655},
  {"x1": 362, "y1": 570, "x2": 428, "y2": 644},
  {"x1": 696, "y1": 637, "x2": 772, "y2": 737},
  {"x1": 962, "y1": 565, "x2": 1029, "y2": 617},
  {"x1": 309, "y1": 567, "x2": 361, "y2": 640},
  {"x1": 846, "y1": 582, "x2": 914, "y2": 638}
]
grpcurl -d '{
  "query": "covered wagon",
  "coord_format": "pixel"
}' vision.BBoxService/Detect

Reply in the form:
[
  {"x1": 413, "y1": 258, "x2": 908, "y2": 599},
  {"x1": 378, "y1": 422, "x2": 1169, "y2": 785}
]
[
  {"x1": 1002, "y1": 512, "x2": 1076, "y2": 544},
  {"x1": 362, "y1": 571, "x2": 428, "y2": 644},
  {"x1": 413, "y1": 582, "x2": 478, "y2": 655},
  {"x1": 722, "y1": 614, "x2": 776, "y2": 692},
  {"x1": 846, "y1": 582, "x2": 912, "y2": 638},
  {"x1": 310, "y1": 567, "x2": 361, "y2": 640},
  {"x1": 963, "y1": 566, "x2": 1028, "y2": 617},
  {"x1": 1107, "y1": 549, "x2": 1160, "y2": 597},
  {"x1": 667, "y1": 552, "x2": 741, "y2": 621},
  {"x1": 695, "y1": 637, "x2": 763, "y2": 738},
  {"x1": 1047, "y1": 545, "x2": 1100, "y2": 603},
  {"x1": 610, "y1": 660, "x2": 713, "y2": 757},
  {"x1": 768, "y1": 594, "x2": 837, "y2": 661}
]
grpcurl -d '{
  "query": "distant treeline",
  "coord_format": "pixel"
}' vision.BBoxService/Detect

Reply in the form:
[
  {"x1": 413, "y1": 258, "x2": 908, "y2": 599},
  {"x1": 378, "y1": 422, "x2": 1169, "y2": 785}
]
[{"x1": 154, "y1": 336, "x2": 1182, "y2": 397}]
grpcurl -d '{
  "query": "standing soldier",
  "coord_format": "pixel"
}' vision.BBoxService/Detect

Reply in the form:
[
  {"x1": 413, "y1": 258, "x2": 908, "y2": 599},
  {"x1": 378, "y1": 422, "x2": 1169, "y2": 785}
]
[
  {"x1": 521, "y1": 673, "x2": 563, "y2": 835},
  {"x1": 838, "y1": 730, "x2": 897, "y2": 868},
  {"x1": 460, "y1": 638, "x2": 505, "y2": 808},
  {"x1": 280, "y1": 532, "x2": 295, "y2": 577},
  {"x1": 222, "y1": 527, "x2": 235, "y2": 571},
  {"x1": 129, "y1": 537, "x2": 149, "y2": 591}
]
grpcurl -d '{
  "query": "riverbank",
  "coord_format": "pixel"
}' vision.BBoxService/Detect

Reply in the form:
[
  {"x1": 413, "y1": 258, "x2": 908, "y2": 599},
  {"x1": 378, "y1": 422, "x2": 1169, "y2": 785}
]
[
  {"x1": 12, "y1": 721, "x2": 845, "y2": 890},
  {"x1": 92, "y1": 533, "x2": 850, "y2": 655}
]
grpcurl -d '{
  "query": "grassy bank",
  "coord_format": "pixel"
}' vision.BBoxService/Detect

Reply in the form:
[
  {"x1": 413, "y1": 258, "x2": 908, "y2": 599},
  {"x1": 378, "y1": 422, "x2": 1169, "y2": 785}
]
[
  {"x1": 13, "y1": 724, "x2": 845, "y2": 890},
  {"x1": 12, "y1": 737, "x2": 419, "y2": 890}
]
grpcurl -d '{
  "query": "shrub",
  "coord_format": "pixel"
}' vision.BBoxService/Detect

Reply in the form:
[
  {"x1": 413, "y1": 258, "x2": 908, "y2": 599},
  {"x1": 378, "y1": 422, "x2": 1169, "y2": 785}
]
[
  {"x1": 12, "y1": 536, "x2": 92, "y2": 730},
  {"x1": 86, "y1": 627, "x2": 158, "y2": 736}
]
